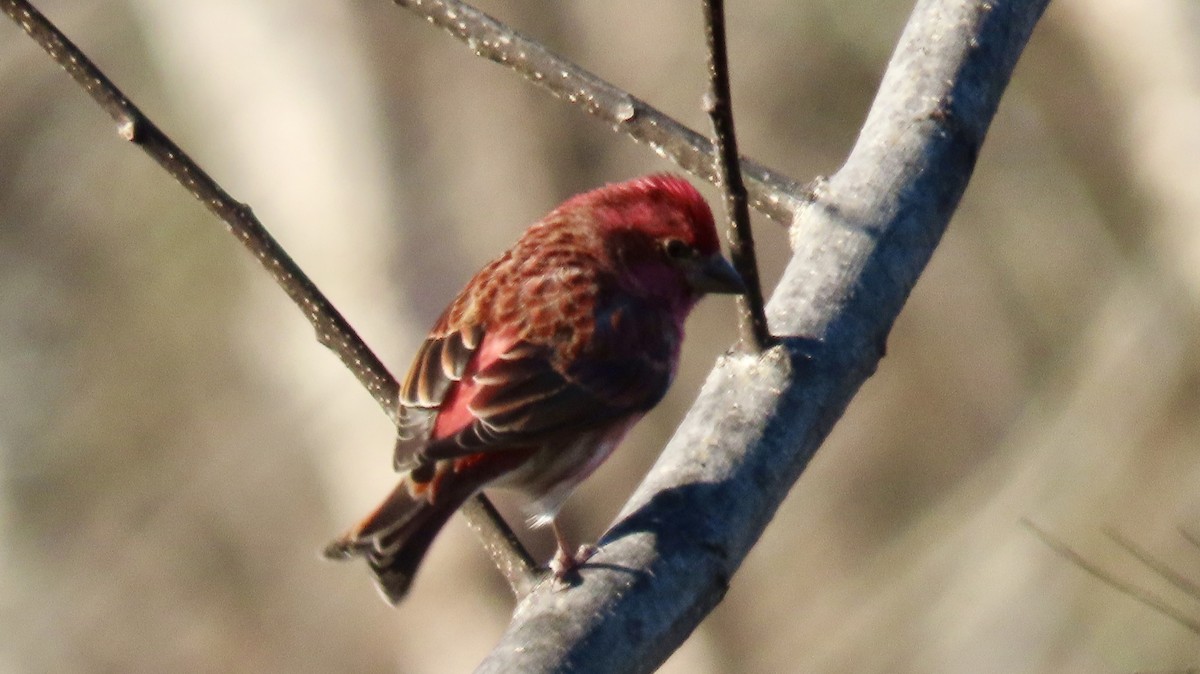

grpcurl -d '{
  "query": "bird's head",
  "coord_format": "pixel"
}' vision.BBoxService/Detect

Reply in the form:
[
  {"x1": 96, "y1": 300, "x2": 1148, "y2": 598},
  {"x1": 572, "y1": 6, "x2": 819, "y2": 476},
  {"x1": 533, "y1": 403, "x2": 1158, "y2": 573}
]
[{"x1": 570, "y1": 174, "x2": 746, "y2": 309}]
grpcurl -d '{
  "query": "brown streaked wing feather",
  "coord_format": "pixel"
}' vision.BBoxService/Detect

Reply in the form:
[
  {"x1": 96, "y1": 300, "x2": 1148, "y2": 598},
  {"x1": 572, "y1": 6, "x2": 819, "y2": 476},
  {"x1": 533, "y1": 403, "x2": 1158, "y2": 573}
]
[
  {"x1": 421, "y1": 341, "x2": 669, "y2": 460},
  {"x1": 400, "y1": 325, "x2": 482, "y2": 408},
  {"x1": 393, "y1": 324, "x2": 483, "y2": 469}
]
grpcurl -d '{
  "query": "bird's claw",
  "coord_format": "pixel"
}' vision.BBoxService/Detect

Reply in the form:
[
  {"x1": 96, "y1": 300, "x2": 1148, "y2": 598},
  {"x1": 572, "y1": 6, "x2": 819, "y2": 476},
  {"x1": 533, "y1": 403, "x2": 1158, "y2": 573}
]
[{"x1": 549, "y1": 543, "x2": 597, "y2": 585}]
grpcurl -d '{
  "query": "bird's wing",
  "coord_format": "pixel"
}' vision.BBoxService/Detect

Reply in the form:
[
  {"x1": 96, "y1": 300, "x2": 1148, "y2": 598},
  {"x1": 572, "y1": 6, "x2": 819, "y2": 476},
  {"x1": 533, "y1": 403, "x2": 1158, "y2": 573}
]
[
  {"x1": 393, "y1": 323, "x2": 482, "y2": 469},
  {"x1": 420, "y1": 331, "x2": 673, "y2": 461}
]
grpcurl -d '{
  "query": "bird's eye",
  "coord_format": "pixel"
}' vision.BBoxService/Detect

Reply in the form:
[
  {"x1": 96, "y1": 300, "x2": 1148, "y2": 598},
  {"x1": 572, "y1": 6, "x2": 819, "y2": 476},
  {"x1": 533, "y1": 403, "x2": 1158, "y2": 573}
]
[{"x1": 663, "y1": 238, "x2": 695, "y2": 260}]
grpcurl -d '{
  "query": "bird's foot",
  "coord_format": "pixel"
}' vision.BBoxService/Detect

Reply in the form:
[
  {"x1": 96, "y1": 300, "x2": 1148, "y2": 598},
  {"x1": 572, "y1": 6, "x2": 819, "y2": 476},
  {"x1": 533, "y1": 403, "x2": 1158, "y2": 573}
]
[{"x1": 549, "y1": 543, "x2": 597, "y2": 586}]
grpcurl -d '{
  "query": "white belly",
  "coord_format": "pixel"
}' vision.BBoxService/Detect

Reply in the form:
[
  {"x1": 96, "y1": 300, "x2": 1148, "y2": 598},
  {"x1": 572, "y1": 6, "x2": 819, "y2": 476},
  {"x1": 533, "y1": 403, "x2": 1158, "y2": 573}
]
[{"x1": 493, "y1": 415, "x2": 640, "y2": 527}]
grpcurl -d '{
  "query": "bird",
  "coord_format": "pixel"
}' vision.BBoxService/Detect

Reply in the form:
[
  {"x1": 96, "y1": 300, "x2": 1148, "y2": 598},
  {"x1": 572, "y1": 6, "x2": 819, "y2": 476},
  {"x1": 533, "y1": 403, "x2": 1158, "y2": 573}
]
[{"x1": 324, "y1": 173, "x2": 746, "y2": 604}]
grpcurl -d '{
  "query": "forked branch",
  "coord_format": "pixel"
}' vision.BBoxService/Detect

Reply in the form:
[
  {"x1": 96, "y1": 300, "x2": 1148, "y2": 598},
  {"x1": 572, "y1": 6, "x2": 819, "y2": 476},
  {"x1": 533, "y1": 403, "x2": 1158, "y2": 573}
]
[
  {"x1": 475, "y1": 1, "x2": 1051, "y2": 670},
  {"x1": 1024, "y1": 520, "x2": 1200, "y2": 636}
]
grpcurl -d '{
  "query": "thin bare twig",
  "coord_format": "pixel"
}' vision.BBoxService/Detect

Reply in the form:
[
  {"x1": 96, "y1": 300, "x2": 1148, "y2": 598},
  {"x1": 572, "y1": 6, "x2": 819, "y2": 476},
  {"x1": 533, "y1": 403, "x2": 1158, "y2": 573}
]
[
  {"x1": 701, "y1": 0, "x2": 775, "y2": 352},
  {"x1": 1023, "y1": 520, "x2": 1200, "y2": 636},
  {"x1": 389, "y1": 0, "x2": 806, "y2": 225},
  {"x1": 461, "y1": 495, "x2": 539, "y2": 597},
  {"x1": 1106, "y1": 528, "x2": 1200, "y2": 602},
  {"x1": 1181, "y1": 528, "x2": 1200, "y2": 553},
  {"x1": 0, "y1": 0, "x2": 537, "y2": 595},
  {"x1": 1, "y1": 0, "x2": 395, "y2": 414}
]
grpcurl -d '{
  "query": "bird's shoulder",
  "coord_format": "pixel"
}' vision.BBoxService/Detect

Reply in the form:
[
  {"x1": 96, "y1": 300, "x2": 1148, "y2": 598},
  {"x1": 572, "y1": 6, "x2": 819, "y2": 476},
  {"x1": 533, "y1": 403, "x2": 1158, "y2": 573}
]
[{"x1": 447, "y1": 238, "x2": 617, "y2": 354}]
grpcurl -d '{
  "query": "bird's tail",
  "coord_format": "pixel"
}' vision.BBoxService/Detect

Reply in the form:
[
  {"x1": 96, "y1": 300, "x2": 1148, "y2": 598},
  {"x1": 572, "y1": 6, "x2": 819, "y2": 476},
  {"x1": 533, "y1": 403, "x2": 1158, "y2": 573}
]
[{"x1": 324, "y1": 473, "x2": 474, "y2": 604}]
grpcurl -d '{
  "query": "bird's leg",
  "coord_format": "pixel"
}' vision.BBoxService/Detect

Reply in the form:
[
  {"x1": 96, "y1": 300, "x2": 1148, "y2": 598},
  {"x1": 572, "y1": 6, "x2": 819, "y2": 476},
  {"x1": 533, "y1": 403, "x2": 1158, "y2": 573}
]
[{"x1": 549, "y1": 520, "x2": 597, "y2": 579}]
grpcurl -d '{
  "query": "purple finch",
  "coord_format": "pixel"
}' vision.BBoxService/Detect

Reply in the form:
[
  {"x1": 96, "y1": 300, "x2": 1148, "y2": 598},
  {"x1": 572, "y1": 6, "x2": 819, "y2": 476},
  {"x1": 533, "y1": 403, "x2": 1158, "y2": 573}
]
[{"x1": 325, "y1": 174, "x2": 745, "y2": 603}]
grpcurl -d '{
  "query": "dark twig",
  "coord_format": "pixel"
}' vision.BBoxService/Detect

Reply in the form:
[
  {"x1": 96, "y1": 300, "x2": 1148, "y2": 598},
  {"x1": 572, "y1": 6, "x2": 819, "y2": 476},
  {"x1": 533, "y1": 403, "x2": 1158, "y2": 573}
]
[
  {"x1": 701, "y1": 0, "x2": 775, "y2": 352},
  {"x1": 389, "y1": 0, "x2": 805, "y2": 225},
  {"x1": 1181, "y1": 528, "x2": 1200, "y2": 553},
  {"x1": 1, "y1": 0, "x2": 396, "y2": 418},
  {"x1": 1023, "y1": 520, "x2": 1200, "y2": 636},
  {"x1": 0, "y1": 0, "x2": 536, "y2": 592},
  {"x1": 1107, "y1": 528, "x2": 1200, "y2": 602},
  {"x1": 462, "y1": 495, "x2": 539, "y2": 598}
]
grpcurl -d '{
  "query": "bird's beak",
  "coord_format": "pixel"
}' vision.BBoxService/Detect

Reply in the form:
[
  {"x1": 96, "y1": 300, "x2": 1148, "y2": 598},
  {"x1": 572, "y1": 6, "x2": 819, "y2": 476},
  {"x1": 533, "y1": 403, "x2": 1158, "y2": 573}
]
[{"x1": 685, "y1": 253, "x2": 747, "y2": 295}]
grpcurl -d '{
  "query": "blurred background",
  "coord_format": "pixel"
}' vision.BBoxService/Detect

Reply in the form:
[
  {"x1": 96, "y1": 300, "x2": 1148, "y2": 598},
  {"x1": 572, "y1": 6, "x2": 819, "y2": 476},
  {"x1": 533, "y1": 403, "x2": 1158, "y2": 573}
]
[{"x1": 1, "y1": 0, "x2": 1198, "y2": 671}]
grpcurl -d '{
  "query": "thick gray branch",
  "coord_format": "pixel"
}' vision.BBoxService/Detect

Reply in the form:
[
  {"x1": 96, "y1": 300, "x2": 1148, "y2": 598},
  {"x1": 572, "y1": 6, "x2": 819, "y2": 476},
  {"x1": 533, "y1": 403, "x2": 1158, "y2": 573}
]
[{"x1": 476, "y1": 0, "x2": 1049, "y2": 671}]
